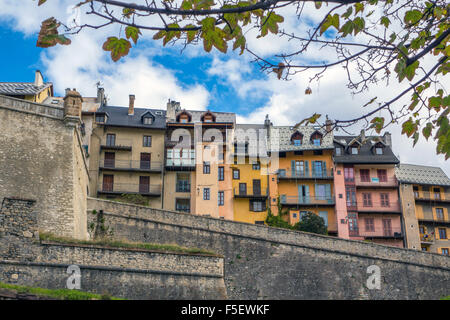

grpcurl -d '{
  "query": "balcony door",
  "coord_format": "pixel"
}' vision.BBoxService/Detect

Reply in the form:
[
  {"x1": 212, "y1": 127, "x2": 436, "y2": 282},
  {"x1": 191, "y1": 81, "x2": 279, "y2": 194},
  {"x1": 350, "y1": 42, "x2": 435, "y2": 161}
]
[
  {"x1": 139, "y1": 176, "x2": 150, "y2": 194},
  {"x1": 104, "y1": 152, "x2": 115, "y2": 168},
  {"x1": 253, "y1": 179, "x2": 261, "y2": 196},
  {"x1": 239, "y1": 183, "x2": 247, "y2": 196},
  {"x1": 140, "y1": 153, "x2": 151, "y2": 169},
  {"x1": 102, "y1": 175, "x2": 114, "y2": 192},
  {"x1": 298, "y1": 185, "x2": 310, "y2": 204}
]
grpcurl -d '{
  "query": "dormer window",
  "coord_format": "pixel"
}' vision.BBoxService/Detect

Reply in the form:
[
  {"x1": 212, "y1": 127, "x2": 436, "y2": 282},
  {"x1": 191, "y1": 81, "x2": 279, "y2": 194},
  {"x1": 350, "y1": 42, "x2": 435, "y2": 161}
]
[
  {"x1": 176, "y1": 110, "x2": 192, "y2": 123},
  {"x1": 375, "y1": 147, "x2": 383, "y2": 155},
  {"x1": 351, "y1": 147, "x2": 358, "y2": 155},
  {"x1": 95, "y1": 114, "x2": 105, "y2": 123},
  {"x1": 143, "y1": 116, "x2": 153, "y2": 125},
  {"x1": 290, "y1": 131, "x2": 303, "y2": 146},
  {"x1": 310, "y1": 131, "x2": 323, "y2": 146},
  {"x1": 201, "y1": 111, "x2": 216, "y2": 123},
  {"x1": 335, "y1": 147, "x2": 342, "y2": 156}
]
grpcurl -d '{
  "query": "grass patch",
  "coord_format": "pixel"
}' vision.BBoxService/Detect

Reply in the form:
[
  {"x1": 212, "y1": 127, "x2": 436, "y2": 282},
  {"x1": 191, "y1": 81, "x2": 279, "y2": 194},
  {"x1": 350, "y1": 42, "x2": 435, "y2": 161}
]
[
  {"x1": 441, "y1": 295, "x2": 450, "y2": 300},
  {"x1": 0, "y1": 282, "x2": 123, "y2": 300},
  {"x1": 39, "y1": 232, "x2": 216, "y2": 256}
]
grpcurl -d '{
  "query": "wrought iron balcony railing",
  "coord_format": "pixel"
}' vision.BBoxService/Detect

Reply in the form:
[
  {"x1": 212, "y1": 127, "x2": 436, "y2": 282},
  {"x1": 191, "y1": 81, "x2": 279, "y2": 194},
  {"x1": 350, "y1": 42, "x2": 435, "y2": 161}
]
[
  {"x1": 354, "y1": 177, "x2": 398, "y2": 187},
  {"x1": 280, "y1": 195, "x2": 335, "y2": 205},
  {"x1": 100, "y1": 139, "x2": 133, "y2": 151},
  {"x1": 278, "y1": 169, "x2": 334, "y2": 179},
  {"x1": 233, "y1": 186, "x2": 268, "y2": 198},
  {"x1": 99, "y1": 159, "x2": 163, "y2": 171},
  {"x1": 98, "y1": 183, "x2": 161, "y2": 195}
]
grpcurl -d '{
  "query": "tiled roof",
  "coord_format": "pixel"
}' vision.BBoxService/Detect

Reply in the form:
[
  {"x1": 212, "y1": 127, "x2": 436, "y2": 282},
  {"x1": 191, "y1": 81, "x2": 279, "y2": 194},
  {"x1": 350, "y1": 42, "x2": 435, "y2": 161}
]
[
  {"x1": 97, "y1": 106, "x2": 166, "y2": 129},
  {"x1": 0, "y1": 82, "x2": 52, "y2": 96},
  {"x1": 333, "y1": 135, "x2": 399, "y2": 164},
  {"x1": 43, "y1": 96, "x2": 101, "y2": 113},
  {"x1": 268, "y1": 126, "x2": 334, "y2": 152},
  {"x1": 395, "y1": 164, "x2": 450, "y2": 186}
]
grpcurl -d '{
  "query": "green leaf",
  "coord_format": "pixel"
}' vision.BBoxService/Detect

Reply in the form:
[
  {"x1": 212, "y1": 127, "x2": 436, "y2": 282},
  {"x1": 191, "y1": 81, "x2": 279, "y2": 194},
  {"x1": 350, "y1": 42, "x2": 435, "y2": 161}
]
[
  {"x1": 354, "y1": 3, "x2": 364, "y2": 15},
  {"x1": 315, "y1": 2, "x2": 322, "y2": 9},
  {"x1": 370, "y1": 117, "x2": 385, "y2": 133},
  {"x1": 125, "y1": 26, "x2": 141, "y2": 45},
  {"x1": 342, "y1": 6, "x2": 353, "y2": 19},
  {"x1": 102, "y1": 37, "x2": 132, "y2": 62},
  {"x1": 193, "y1": 0, "x2": 215, "y2": 10},
  {"x1": 36, "y1": 17, "x2": 71, "y2": 48},
  {"x1": 404, "y1": 9, "x2": 422, "y2": 26},
  {"x1": 422, "y1": 122, "x2": 433, "y2": 140},
  {"x1": 232, "y1": 35, "x2": 246, "y2": 55},
  {"x1": 380, "y1": 16, "x2": 390, "y2": 28},
  {"x1": 340, "y1": 20, "x2": 354, "y2": 37},
  {"x1": 405, "y1": 60, "x2": 419, "y2": 81},
  {"x1": 201, "y1": 17, "x2": 228, "y2": 53},
  {"x1": 353, "y1": 17, "x2": 365, "y2": 35},
  {"x1": 401, "y1": 117, "x2": 417, "y2": 137},
  {"x1": 185, "y1": 24, "x2": 197, "y2": 43},
  {"x1": 413, "y1": 132, "x2": 420, "y2": 146},
  {"x1": 181, "y1": 0, "x2": 193, "y2": 10},
  {"x1": 260, "y1": 13, "x2": 284, "y2": 37}
]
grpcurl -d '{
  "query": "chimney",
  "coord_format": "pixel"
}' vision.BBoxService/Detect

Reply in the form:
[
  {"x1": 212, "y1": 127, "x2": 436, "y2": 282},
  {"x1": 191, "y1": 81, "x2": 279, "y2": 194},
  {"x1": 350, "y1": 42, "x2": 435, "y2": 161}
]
[
  {"x1": 325, "y1": 119, "x2": 332, "y2": 133},
  {"x1": 128, "y1": 94, "x2": 135, "y2": 116},
  {"x1": 383, "y1": 132, "x2": 392, "y2": 147},
  {"x1": 34, "y1": 70, "x2": 44, "y2": 87},
  {"x1": 97, "y1": 87, "x2": 105, "y2": 106},
  {"x1": 166, "y1": 99, "x2": 181, "y2": 122},
  {"x1": 63, "y1": 88, "x2": 83, "y2": 119},
  {"x1": 360, "y1": 129, "x2": 365, "y2": 141}
]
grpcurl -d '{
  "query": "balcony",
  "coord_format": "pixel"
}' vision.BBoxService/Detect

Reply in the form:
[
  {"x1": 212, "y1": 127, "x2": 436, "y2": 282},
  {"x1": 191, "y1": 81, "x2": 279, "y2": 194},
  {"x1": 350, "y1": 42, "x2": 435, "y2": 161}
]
[
  {"x1": 233, "y1": 187, "x2": 268, "y2": 198},
  {"x1": 165, "y1": 158, "x2": 196, "y2": 171},
  {"x1": 357, "y1": 201, "x2": 401, "y2": 214},
  {"x1": 354, "y1": 177, "x2": 398, "y2": 188},
  {"x1": 99, "y1": 160, "x2": 163, "y2": 172},
  {"x1": 420, "y1": 234, "x2": 435, "y2": 244},
  {"x1": 418, "y1": 214, "x2": 450, "y2": 226},
  {"x1": 100, "y1": 139, "x2": 132, "y2": 151},
  {"x1": 360, "y1": 227, "x2": 403, "y2": 240},
  {"x1": 278, "y1": 169, "x2": 334, "y2": 180},
  {"x1": 98, "y1": 183, "x2": 161, "y2": 196},
  {"x1": 280, "y1": 195, "x2": 335, "y2": 206},
  {"x1": 414, "y1": 192, "x2": 450, "y2": 204}
]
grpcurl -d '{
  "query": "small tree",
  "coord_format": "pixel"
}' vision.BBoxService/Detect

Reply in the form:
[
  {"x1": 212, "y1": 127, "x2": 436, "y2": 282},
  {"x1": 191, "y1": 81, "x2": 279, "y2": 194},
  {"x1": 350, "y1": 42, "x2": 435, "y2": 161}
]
[
  {"x1": 294, "y1": 212, "x2": 328, "y2": 235},
  {"x1": 265, "y1": 196, "x2": 294, "y2": 230}
]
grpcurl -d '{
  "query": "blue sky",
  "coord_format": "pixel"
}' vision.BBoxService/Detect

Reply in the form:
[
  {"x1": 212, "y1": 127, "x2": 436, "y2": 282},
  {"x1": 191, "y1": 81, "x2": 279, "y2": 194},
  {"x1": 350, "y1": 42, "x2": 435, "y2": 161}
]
[{"x1": 0, "y1": 0, "x2": 448, "y2": 174}]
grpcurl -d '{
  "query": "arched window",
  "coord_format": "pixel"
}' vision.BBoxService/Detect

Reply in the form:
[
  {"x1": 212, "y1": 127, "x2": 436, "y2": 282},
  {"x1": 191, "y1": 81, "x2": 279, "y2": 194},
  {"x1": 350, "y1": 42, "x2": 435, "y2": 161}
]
[
  {"x1": 290, "y1": 131, "x2": 303, "y2": 146},
  {"x1": 176, "y1": 110, "x2": 192, "y2": 123},
  {"x1": 310, "y1": 131, "x2": 323, "y2": 146},
  {"x1": 201, "y1": 111, "x2": 216, "y2": 123}
]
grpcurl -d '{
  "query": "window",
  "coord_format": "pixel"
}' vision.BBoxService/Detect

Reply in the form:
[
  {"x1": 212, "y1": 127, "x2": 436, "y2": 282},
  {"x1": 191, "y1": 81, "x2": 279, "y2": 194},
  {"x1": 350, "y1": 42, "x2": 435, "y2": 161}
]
[
  {"x1": 311, "y1": 132, "x2": 322, "y2": 146},
  {"x1": 96, "y1": 114, "x2": 105, "y2": 123},
  {"x1": 218, "y1": 191, "x2": 224, "y2": 206},
  {"x1": 360, "y1": 169, "x2": 370, "y2": 182},
  {"x1": 106, "y1": 134, "x2": 116, "y2": 146},
  {"x1": 346, "y1": 187, "x2": 356, "y2": 207},
  {"x1": 143, "y1": 135, "x2": 152, "y2": 147},
  {"x1": 239, "y1": 183, "x2": 247, "y2": 195},
  {"x1": 364, "y1": 218, "x2": 374, "y2": 232},
  {"x1": 203, "y1": 188, "x2": 210, "y2": 200},
  {"x1": 218, "y1": 166, "x2": 224, "y2": 181},
  {"x1": 143, "y1": 117, "x2": 153, "y2": 125},
  {"x1": 279, "y1": 152, "x2": 286, "y2": 158},
  {"x1": 377, "y1": 169, "x2": 387, "y2": 182},
  {"x1": 233, "y1": 169, "x2": 240, "y2": 179},
  {"x1": 291, "y1": 132, "x2": 303, "y2": 146},
  {"x1": 176, "y1": 199, "x2": 190, "y2": 213},
  {"x1": 293, "y1": 139, "x2": 301, "y2": 146},
  {"x1": 436, "y1": 208, "x2": 444, "y2": 220},
  {"x1": 434, "y1": 188, "x2": 441, "y2": 200},
  {"x1": 252, "y1": 162, "x2": 260, "y2": 170},
  {"x1": 438, "y1": 228, "x2": 447, "y2": 239},
  {"x1": 294, "y1": 151, "x2": 303, "y2": 155},
  {"x1": 363, "y1": 193, "x2": 372, "y2": 207},
  {"x1": 442, "y1": 248, "x2": 449, "y2": 256},
  {"x1": 176, "y1": 173, "x2": 190, "y2": 192},
  {"x1": 419, "y1": 226, "x2": 425, "y2": 234},
  {"x1": 104, "y1": 152, "x2": 115, "y2": 168},
  {"x1": 250, "y1": 200, "x2": 265, "y2": 212},
  {"x1": 422, "y1": 247, "x2": 428, "y2": 252},
  {"x1": 279, "y1": 169, "x2": 286, "y2": 177},
  {"x1": 313, "y1": 150, "x2": 323, "y2": 155},
  {"x1": 351, "y1": 147, "x2": 358, "y2": 155},
  {"x1": 375, "y1": 147, "x2": 383, "y2": 155},
  {"x1": 203, "y1": 162, "x2": 210, "y2": 174},
  {"x1": 344, "y1": 166, "x2": 354, "y2": 182},
  {"x1": 413, "y1": 186, "x2": 419, "y2": 198},
  {"x1": 139, "y1": 176, "x2": 150, "y2": 193},
  {"x1": 335, "y1": 148, "x2": 342, "y2": 156},
  {"x1": 380, "y1": 193, "x2": 390, "y2": 207}
]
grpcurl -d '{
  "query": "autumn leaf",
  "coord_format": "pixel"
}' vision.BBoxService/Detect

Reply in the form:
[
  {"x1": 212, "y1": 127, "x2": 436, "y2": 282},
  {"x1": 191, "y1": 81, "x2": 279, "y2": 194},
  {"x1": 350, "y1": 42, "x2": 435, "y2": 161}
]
[
  {"x1": 260, "y1": 13, "x2": 284, "y2": 37},
  {"x1": 305, "y1": 87, "x2": 312, "y2": 95},
  {"x1": 38, "y1": 0, "x2": 47, "y2": 6},
  {"x1": 102, "y1": 37, "x2": 132, "y2": 62},
  {"x1": 36, "y1": 17, "x2": 71, "y2": 48},
  {"x1": 125, "y1": 26, "x2": 141, "y2": 45},
  {"x1": 273, "y1": 62, "x2": 285, "y2": 80}
]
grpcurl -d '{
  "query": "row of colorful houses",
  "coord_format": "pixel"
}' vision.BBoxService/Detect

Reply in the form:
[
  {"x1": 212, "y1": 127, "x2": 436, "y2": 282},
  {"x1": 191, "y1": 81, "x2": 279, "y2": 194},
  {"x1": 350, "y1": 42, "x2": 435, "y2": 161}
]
[{"x1": 0, "y1": 72, "x2": 448, "y2": 255}]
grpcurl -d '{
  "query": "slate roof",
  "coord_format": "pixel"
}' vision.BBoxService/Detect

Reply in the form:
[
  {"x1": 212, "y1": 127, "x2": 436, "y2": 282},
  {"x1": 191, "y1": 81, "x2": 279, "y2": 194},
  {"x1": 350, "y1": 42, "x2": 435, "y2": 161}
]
[
  {"x1": 395, "y1": 164, "x2": 450, "y2": 186},
  {"x1": 268, "y1": 126, "x2": 334, "y2": 152},
  {"x1": 333, "y1": 135, "x2": 399, "y2": 164},
  {"x1": 0, "y1": 82, "x2": 52, "y2": 96},
  {"x1": 169, "y1": 109, "x2": 236, "y2": 124},
  {"x1": 234, "y1": 123, "x2": 269, "y2": 156},
  {"x1": 96, "y1": 106, "x2": 166, "y2": 129},
  {"x1": 43, "y1": 96, "x2": 101, "y2": 113}
]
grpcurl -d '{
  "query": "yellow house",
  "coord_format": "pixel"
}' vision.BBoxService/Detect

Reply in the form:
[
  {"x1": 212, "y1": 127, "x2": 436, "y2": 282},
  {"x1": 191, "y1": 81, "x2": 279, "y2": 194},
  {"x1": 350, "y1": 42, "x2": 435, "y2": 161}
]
[
  {"x1": 89, "y1": 95, "x2": 166, "y2": 209},
  {"x1": 396, "y1": 164, "x2": 450, "y2": 255},
  {"x1": 0, "y1": 70, "x2": 53, "y2": 103},
  {"x1": 231, "y1": 124, "x2": 270, "y2": 224},
  {"x1": 267, "y1": 121, "x2": 337, "y2": 235}
]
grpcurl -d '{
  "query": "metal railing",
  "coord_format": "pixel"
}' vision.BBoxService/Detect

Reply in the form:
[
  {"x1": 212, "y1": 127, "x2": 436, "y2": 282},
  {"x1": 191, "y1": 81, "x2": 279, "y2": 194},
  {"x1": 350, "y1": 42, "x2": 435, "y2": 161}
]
[
  {"x1": 99, "y1": 159, "x2": 163, "y2": 171},
  {"x1": 280, "y1": 195, "x2": 335, "y2": 205},
  {"x1": 166, "y1": 158, "x2": 196, "y2": 166},
  {"x1": 359, "y1": 227, "x2": 403, "y2": 238},
  {"x1": 278, "y1": 169, "x2": 334, "y2": 179},
  {"x1": 233, "y1": 186, "x2": 268, "y2": 197},
  {"x1": 98, "y1": 183, "x2": 161, "y2": 195},
  {"x1": 354, "y1": 177, "x2": 398, "y2": 187},
  {"x1": 414, "y1": 192, "x2": 450, "y2": 202},
  {"x1": 100, "y1": 139, "x2": 133, "y2": 149},
  {"x1": 420, "y1": 234, "x2": 435, "y2": 243},
  {"x1": 418, "y1": 214, "x2": 450, "y2": 223}
]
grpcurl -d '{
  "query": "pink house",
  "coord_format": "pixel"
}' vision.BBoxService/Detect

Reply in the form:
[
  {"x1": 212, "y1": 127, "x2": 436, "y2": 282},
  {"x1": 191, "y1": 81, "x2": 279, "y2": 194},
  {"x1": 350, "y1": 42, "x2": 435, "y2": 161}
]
[{"x1": 333, "y1": 132, "x2": 403, "y2": 248}]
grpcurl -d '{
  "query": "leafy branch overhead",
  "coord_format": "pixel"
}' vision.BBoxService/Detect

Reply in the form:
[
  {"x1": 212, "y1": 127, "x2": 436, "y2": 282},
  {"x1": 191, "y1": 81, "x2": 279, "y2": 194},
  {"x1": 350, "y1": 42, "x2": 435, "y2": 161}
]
[{"x1": 35, "y1": 0, "x2": 449, "y2": 158}]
